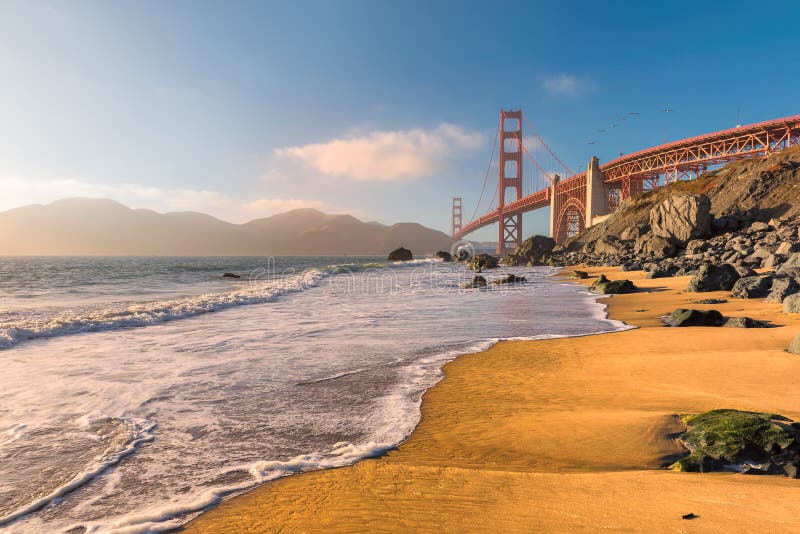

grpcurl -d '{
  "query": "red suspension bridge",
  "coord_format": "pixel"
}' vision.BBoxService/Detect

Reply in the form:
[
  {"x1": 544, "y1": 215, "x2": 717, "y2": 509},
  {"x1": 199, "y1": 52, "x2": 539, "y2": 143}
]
[{"x1": 452, "y1": 110, "x2": 800, "y2": 254}]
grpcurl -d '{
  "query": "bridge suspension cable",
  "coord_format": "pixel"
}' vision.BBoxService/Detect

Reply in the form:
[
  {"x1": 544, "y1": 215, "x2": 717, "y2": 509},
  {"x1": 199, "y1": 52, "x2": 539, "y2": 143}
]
[{"x1": 470, "y1": 117, "x2": 501, "y2": 222}]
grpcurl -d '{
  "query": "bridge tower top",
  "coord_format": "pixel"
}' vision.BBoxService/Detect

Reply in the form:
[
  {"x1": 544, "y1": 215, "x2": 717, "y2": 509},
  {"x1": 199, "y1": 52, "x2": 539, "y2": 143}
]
[{"x1": 451, "y1": 197, "x2": 462, "y2": 237}]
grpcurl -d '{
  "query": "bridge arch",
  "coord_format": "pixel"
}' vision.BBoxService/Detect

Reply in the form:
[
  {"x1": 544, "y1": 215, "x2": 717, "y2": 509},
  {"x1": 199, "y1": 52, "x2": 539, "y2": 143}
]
[{"x1": 555, "y1": 197, "x2": 586, "y2": 244}]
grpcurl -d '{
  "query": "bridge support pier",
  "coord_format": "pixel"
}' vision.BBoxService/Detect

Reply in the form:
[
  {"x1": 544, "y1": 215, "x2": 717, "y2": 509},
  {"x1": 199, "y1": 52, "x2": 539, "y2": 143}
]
[
  {"x1": 584, "y1": 156, "x2": 608, "y2": 228},
  {"x1": 548, "y1": 175, "x2": 560, "y2": 238}
]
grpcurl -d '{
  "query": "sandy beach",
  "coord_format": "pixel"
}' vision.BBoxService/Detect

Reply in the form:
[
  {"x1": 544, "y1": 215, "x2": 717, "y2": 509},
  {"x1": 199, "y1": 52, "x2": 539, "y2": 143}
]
[{"x1": 185, "y1": 267, "x2": 800, "y2": 533}]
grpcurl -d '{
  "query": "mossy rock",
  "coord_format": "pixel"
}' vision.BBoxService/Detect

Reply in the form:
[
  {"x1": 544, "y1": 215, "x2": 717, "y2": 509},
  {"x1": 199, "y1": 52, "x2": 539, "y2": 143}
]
[
  {"x1": 570, "y1": 270, "x2": 588, "y2": 279},
  {"x1": 671, "y1": 409, "x2": 797, "y2": 474},
  {"x1": 589, "y1": 274, "x2": 637, "y2": 294}
]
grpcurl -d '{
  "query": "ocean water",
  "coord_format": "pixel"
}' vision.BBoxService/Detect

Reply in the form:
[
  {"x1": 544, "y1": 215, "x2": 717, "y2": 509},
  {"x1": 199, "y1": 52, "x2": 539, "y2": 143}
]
[{"x1": 0, "y1": 256, "x2": 630, "y2": 533}]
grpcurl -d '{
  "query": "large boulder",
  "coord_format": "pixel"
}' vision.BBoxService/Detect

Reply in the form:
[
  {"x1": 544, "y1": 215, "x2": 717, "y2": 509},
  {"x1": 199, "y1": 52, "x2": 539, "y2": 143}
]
[
  {"x1": 649, "y1": 194, "x2": 712, "y2": 247},
  {"x1": 766, "y1": 276, "x2": 800, "y2": 303},
  {"x1": 664, "y1": 308, "x2": 725, "y2": 327},
  {"x1": 730, "y1": 276, "x2": 773, "y2": 299},
  {"x1": 647, "y1": 235, "x2": 678, "y2": 259},
  {"x1": 687, "y1": 264, "x2": 741, "y2": 292},
  {"x1": 435, "y1": 250, "x2": 452, "y2": 262},
  {"x1": 508, "y1": 235, "x2": 556, "y2": 266},
  {"x1": 784, "y1": 294, "x2": 800, "y2": 314},
  {"x1": 388, "y1": 247, "x2": 413, "y2": 261},
  {"x1": 777, "y1": 253, "x2": 800, "y2": 275},
  {"x1": 589, "y1": 274, "x2": 637, "y2": 295}
]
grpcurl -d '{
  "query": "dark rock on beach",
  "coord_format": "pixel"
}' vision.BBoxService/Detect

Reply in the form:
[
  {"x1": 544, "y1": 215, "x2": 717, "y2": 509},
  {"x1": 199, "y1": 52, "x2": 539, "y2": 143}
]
[
  {"x1": 664, "y1": 308, "x2": 725, "y2": 327},
  {"x1": 766, "y1": 276, "x2": 799, "y2": 303},
  {"x1": 730, "y1": 275, "x2": 773, "y2": 299},
  {"x1": 723, "y1": 317, "x2": 768, "y2": 328},
  {"x1": 687, "y1": 264, "x2": 740, "y2": 292},
  {"x1": 222, "y1": 272, "x2": 241, "y2": 278},
  {"x1": 570, "y1": 270, "x2": 589, "y2": 279},
  {"x1": 388, "y1": 247, "x2": 413, "y2": 261}
]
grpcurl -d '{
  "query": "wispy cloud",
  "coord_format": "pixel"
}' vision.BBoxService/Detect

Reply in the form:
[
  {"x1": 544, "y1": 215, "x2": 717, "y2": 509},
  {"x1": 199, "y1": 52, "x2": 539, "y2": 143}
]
[
  {"x1": 273, "y1": 123, "x2": 484, "y2": 181},
  {"x1": 542, "y1": 74, "x2": 591, "y2": 96},
  {"x1": 0, "y1": 177, "x2": 334, "y2": 223}
]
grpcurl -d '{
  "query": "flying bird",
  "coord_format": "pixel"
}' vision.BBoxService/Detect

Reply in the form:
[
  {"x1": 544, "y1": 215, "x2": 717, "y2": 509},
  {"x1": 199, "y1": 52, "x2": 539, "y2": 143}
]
[
  {"x1": 662, "y1": 107, "x2": 674, "y2": 113},
  {"x1": 629, "y1": 111, "x2": 640, "y2": 116},
  {"x1": 588, "y1": 140, "x2": 598, "y2": 145}
]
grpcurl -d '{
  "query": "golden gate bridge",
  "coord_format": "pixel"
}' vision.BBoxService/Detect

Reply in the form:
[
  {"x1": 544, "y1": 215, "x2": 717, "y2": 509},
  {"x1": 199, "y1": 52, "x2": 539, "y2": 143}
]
[{"x1": 452, "y1": 110, "x2": 800, "y2": 254}]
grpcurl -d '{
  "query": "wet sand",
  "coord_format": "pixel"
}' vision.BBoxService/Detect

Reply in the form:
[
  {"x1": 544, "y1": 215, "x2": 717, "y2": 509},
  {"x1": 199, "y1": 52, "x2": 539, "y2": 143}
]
[{"x1": 185, "y1": 267, "x2": 800, "y2": 533}]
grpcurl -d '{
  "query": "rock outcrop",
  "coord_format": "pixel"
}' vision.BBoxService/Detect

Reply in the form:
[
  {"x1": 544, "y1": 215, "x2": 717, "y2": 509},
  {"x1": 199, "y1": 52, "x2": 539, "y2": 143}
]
[{"x1": 435, "y1": 250, "x2": 453, "y2": 262}]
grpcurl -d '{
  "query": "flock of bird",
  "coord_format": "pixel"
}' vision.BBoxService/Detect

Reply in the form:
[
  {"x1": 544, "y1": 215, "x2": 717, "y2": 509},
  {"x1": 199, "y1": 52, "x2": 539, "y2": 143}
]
[{"x1": 586, "y1": 107, "x2": 673, "y2": 145}]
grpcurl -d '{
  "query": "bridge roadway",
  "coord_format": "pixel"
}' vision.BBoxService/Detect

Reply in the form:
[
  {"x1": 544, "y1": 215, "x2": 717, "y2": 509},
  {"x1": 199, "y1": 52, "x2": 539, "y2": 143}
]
[{"x1": 453, "y1": 113, "x2": 800, "y2": 248}]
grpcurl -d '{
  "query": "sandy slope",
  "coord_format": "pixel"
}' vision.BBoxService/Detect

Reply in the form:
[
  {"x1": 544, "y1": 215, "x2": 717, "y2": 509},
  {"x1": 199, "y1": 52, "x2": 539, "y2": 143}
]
[{"x1": 184, "y1": 268, "x2": 800, "y2": 533}]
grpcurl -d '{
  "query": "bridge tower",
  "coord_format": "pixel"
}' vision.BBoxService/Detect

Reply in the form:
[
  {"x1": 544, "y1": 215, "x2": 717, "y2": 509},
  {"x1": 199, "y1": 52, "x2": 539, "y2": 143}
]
[
  {"x1": 497, "y1": 109, "x2": 523, "y2": 254},
  {"x1": 451, "y1": 197, "x2": 462, "y2": 237}
]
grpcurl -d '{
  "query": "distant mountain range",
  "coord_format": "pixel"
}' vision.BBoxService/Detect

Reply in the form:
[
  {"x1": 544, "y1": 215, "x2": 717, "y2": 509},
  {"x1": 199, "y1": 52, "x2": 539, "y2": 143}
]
[{"x1": 0, "y1": 198, "x2": 453, "y2": 256}]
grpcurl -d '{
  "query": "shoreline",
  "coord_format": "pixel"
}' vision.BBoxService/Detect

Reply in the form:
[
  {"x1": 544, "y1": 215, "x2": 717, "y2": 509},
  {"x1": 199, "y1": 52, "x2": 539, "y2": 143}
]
[{"x1": 184, "y1": 266, "x2": 800, "y2": 532}]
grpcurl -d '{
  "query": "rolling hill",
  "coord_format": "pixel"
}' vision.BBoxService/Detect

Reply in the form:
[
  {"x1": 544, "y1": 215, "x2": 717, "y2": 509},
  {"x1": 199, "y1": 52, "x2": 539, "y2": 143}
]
[{"x1": 0, "y1": 198, "x2": 452, "y2": 256}]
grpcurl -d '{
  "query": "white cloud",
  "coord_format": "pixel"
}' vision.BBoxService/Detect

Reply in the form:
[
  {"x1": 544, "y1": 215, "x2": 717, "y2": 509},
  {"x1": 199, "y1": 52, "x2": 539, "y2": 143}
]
[
  {"x1": 542, "y1": 74, "x2": 589, "y2": 96},
  {"x1": 0, "y1": 176, "x2": 334, "y2": 223},
  {"x1": 273, "y1": 123, "x2": 484, "y2": 181}
]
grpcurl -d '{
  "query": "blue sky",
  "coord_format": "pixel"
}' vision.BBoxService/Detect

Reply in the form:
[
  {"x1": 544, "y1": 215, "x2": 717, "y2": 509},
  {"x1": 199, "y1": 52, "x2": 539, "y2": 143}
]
[{"x1": 1, "y1": 1, "x2": 798, "y2": 239}]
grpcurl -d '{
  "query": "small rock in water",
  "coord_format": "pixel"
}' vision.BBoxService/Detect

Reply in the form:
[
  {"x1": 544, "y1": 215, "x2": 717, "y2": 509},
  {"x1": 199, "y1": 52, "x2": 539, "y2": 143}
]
[
  {"x1": 435, "y1": 250, "x2": 453, "y2": 262},
  {"x1": 462, "y1": 276, "x2": 487, "y2": 289},
  {"x1": 222, "y1": 272, "x2": 241, "y2": 279},
  {"x1": 492, "y1": 274, "x2": 527, "y2": 285},
  {"x1": 388, "y1": 247, "x2": 413, "y2": 261}
]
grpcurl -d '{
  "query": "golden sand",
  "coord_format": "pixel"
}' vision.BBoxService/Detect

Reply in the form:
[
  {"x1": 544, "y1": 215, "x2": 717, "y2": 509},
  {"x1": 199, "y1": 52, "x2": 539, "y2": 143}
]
[{"x1": 185, "y1": 268, "x2": 800, "y2": 533}]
